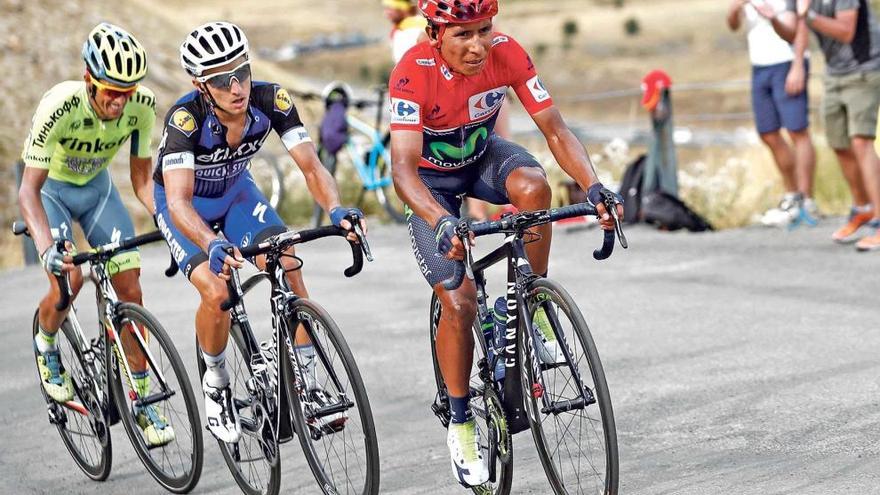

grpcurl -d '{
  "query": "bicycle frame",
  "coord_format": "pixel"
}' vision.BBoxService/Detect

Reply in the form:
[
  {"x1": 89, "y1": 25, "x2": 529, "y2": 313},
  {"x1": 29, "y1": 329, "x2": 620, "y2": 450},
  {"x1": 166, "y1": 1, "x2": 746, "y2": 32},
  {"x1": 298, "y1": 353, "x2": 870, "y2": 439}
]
[
  {"x1": 467, "y1": 234, "x2": 591, "y2": 434},
  {"x1": 344, "y1": 113, "x2": 392, "y2": 191}
]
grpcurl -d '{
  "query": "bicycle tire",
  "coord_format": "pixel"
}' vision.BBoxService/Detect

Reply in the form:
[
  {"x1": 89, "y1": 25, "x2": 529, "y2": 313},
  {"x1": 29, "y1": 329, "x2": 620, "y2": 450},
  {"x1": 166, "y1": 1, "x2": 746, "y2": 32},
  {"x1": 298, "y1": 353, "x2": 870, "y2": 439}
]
[
  {"x1": 519, "y1": 278, "x2": 618, "y2": 495},
  {"x1": 282, "y1": 298, "x2": 380, "y2": 495},
  {"x1": 202, "y1": 323, "x2": 282, "y2": 495},
  {"x1": 428, "y1": 295, "x2": 513, "y2": 495},
  {"x1": 32, "y1": 310, "x2": 112, "y2": 481},
  {"x1": 107, "y1": 303, "x2": 203, "y2": 493},
  {"x1": 373, "y1": 133, "x2": 406, "y2": 224},
  {"x1": 249, "y1": 154, "x2": 286, "y2": 210}
]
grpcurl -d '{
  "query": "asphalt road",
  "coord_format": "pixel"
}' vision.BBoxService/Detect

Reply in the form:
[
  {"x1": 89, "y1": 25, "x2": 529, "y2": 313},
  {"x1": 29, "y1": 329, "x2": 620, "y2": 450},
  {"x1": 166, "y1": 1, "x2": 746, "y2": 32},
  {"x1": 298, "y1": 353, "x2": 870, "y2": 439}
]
[{"x1": 1, "y1": 221, "x2": 878, "y2": 495}]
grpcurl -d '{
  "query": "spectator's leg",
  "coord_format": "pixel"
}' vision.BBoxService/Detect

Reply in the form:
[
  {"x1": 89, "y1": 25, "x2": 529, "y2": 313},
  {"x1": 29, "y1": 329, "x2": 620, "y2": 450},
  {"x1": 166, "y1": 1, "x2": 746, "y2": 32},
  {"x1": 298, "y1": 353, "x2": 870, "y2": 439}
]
[
  {"x1": 851, "y1": 136, "x2": 880, "y2": 218},
  {"x1": 834, "y1": 147, "x2": 870, "y2": 206},
  {"x1": 760, "y1": 130, "x2": 797, "y2": 193},
  {"x1": 788, "y1": 128, "x2": 816, "y2": 198}
]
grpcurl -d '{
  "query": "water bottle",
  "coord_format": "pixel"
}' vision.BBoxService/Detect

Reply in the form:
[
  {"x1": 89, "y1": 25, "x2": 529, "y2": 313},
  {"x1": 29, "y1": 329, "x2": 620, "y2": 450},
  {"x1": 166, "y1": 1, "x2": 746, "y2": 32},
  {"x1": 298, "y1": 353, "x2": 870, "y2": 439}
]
[
  {"x1": 480, "y1": 308, "x2": 495, "y2": 365},
  {"x1": 492, "y1": 296, "x2": 507, "y2": 384}
]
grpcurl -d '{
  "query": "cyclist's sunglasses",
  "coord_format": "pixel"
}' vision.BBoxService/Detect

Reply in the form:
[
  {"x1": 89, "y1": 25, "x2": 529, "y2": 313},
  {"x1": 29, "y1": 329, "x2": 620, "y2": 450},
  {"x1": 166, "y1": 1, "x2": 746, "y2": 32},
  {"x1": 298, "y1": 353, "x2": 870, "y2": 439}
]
[
  {"x1": 91, "y1": 77, "x2": 138, "y2": 98},
  {"x1": 198, "y1": 61, "x2": 251, "y2": 90}
]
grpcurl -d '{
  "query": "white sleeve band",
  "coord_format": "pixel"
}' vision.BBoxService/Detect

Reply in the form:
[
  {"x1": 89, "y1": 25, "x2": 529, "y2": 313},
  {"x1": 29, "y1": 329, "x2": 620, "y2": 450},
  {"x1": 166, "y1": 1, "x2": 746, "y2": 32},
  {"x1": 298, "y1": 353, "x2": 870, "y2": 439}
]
[
  {"x1": 280, "y1": 126, "x2": 312, "y2": 150},
  {"x1": 162, "y1": 151, "x2": 195, "y2": 171}
]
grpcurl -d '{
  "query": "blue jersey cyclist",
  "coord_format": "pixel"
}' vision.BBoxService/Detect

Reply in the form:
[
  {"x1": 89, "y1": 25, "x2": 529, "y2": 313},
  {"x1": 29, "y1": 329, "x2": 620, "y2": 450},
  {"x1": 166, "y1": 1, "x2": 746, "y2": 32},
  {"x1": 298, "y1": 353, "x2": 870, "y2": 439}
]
[
  {"x1": 18, "y1": 23, "x2": 174, "y2": 447},
  {"x1": 389, "y1": 0, "x2": 623, "y2": 487},
  {"x1": 154, "y1": 22, "x2": 366, "y2": 443}
]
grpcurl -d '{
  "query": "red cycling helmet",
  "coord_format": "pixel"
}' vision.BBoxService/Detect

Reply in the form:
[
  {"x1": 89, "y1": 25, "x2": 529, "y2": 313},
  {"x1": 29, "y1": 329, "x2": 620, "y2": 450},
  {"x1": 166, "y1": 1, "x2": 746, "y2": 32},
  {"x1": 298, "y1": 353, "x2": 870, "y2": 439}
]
[{"x1": 418, "y1": 0, "x2": 498, "y2": 25}]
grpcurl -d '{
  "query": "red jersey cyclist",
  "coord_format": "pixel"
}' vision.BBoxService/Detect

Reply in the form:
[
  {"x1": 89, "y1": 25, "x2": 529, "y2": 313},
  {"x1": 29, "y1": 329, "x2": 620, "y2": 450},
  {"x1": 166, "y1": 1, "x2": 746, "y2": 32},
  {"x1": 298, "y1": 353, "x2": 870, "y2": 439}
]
[{"x1": 389, "y1": 0, "x2": 623, "y2": 487}]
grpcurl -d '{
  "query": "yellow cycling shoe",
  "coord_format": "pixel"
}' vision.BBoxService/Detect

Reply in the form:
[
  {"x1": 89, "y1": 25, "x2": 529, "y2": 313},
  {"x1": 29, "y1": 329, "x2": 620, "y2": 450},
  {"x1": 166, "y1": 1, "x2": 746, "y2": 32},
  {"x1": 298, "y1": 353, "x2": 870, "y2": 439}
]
[
  {"x1": 136, "y1": 405, "x2": 176, "y2": 447},
  {"x1": 36, "y1": 349, "x2": 74, "y2": 403}
]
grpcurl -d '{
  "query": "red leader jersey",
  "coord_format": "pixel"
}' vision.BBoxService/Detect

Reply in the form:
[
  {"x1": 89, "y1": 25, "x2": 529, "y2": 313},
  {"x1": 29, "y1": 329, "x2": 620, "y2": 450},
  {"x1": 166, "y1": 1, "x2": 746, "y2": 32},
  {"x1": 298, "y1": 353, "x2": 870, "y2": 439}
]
[{"x1": 388, "y1": 33, "x2": 553, "y2": 170}]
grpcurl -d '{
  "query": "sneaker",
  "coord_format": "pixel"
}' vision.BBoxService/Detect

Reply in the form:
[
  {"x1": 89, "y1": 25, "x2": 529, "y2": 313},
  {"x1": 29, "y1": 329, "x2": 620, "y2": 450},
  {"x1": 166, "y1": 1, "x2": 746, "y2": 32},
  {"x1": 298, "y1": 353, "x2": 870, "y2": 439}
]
[
  {"x1": 533, "y1": 306, "x2": 565, "y2": 365},
  {"x1": 447, "y1": 419, "x2": 489, "y2": 487},
  {"x1": 760, "y1": 194, "x2": 800, "y2": 227},
  {"x1": 802, "y1": 198, "x2": 822, "y2": 219},
  {"x1": 202, "y1": 376, "x2": 241, "y2": 443},
  {"x1": 36, "y1": 348, "x2": 74, "y2": 403},
  {"x1": 855, "y1": 220, "x2": 880, "y2": 252},
  {"x1": 305, "y1": 387, "x2": 347, "y2": 431},
  {"x1": 832, "y1": 208, "x2": 874, "y2": 244},
  {"x1": 135, "y1": 404, "x2": 176, "y2": 447}
]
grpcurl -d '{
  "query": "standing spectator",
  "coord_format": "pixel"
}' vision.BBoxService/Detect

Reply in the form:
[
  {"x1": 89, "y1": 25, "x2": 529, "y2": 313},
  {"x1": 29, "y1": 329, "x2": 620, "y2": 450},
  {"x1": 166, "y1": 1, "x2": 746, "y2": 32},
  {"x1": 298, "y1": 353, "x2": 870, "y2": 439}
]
[
  {"x1": 383, "y1": 0, "x2": 428, "y2": 64},
  {"x1": 766, "y1": 0, "x2": 880, "y2": 250},
  {"x1": 729, "y1": 0, "x2": 818, "y2": 227}
]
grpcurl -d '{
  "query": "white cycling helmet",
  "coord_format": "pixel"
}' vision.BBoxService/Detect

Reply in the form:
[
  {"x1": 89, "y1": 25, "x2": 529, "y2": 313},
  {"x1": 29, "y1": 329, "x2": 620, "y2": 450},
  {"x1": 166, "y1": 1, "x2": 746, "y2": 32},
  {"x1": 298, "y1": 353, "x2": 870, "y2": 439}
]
[
  {"x1": 179, "y1": 21, "x2": 249, "y2": 78},
  {"x1": 321, "y1": 81, "x2": 353, "y2": 104}
]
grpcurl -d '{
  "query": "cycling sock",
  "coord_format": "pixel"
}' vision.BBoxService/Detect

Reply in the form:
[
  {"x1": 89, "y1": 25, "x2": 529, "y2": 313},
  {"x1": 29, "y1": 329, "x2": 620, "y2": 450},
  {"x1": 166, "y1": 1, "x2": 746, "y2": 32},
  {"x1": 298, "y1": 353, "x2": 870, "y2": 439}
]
[
  {"x1": 202, "y1": 348, "x2": 230, "y2": 388},
  {"x1": 294, "y1": 344, "x2": 318, "y2": 390},
  {"x1": 132, "y1": 370, "x2": 150, "y2": 398},
  {"x1": 35, "y1": 326, "x2": 58, "y2": 353},
  {"x1": 448, "y1": 394, "x2": 473, "y2": 424},
  {"x1": 856, "y1": 203, "x2": 873, "y2": 213}
]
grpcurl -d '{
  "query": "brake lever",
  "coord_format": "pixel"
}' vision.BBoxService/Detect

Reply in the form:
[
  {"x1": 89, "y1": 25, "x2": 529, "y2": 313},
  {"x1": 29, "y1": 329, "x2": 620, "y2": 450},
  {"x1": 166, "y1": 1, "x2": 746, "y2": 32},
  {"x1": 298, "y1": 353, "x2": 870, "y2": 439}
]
[
  {"x1": 603, "y1": 193, "x2": 628, "y2": 249},
  {"x1": 457, "y1": 220, "x2": 475, "y2": 283},
  {"x1": 353, "y1": 223, "x2": 374, "y2": 262}
]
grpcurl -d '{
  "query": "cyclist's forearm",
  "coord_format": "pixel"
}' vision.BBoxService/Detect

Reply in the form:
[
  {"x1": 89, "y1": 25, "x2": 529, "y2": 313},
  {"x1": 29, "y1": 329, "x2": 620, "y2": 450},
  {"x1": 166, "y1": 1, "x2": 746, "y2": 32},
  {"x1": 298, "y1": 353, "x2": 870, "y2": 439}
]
[
  {"x1": 393, "y1": 164, "x2": 447, "y2": 225},
  {"x1": 130, "y1": 156, "x2": 155, "y2": 215},
  {"x1": 167, "y1": 200, "x2": 216, "y2": 252},
  {"x1": 19, "y1": 188, "x2": 55, "y2": 253},
  {"x1": 303, "y1": 165, "x2": 341, "y2": 213},
  {"x1": 547, "y1": 128, "x2": 600, "y2": 191}
]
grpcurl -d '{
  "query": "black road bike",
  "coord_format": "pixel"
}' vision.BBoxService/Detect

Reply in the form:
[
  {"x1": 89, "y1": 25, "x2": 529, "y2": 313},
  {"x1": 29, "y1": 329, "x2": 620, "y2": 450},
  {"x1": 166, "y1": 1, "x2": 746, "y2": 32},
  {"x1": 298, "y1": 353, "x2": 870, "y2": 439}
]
[
  {"x1": 13, "y1": 222, "x2": 203, "y2": 493},
  {"x1": 429, "y1": 198, "x2": 626, "y2": 495},
  {"x1": 201, "y1": 223, "x2": 380, "y2": 495}
]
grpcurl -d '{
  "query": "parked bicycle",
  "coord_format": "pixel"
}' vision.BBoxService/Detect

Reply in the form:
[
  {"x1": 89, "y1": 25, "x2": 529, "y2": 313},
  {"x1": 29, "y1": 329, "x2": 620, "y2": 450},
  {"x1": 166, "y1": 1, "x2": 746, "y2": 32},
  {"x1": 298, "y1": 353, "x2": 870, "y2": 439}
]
[
  {"x1": 202, "y1": 221, "x2": 380, "y2": 495},
  {"x1": 273, "y1": 84, "x2": 403, "y2": 225},
  {"x1": 12, "y1": 222, "x2": 203, "y2": 493},
  {"x1": 428, "y1": 196, "x2": 626, "y2": 495}
]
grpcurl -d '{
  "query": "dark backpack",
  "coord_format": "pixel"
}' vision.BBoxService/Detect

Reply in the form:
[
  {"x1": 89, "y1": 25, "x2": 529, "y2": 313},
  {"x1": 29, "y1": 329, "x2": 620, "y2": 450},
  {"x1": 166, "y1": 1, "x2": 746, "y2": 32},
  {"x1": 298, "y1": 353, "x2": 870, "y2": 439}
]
[
  {"x1": 640, "y1": 191, "x2": 713, "y2": 232},
  {"x1": 618, "y1": 154, "x2": 646, "y2": 224}
]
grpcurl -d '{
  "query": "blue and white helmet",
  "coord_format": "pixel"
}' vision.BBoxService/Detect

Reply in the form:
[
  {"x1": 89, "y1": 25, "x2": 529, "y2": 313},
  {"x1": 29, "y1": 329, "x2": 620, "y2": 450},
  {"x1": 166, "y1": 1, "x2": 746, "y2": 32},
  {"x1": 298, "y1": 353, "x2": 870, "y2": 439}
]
[{"x1": 179, "y1": 21, "x2": 249, "y2": 78}]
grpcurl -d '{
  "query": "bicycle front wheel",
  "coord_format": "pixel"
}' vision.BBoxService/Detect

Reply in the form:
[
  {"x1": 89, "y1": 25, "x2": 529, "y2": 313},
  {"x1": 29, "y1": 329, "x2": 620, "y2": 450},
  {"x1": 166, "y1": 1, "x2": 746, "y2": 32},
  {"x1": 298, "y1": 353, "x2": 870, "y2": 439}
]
[
  {"x1": 32, "y1": 311, "x2": 112, "y2": 481},
  {"x1": 519, "y1": 278, "x2": 618, "y2": 495},
  {"x1": 283, "y1": 298, "x2": 380, "y2": 495},
  {"x1": 108, "y1": 303, "x2": 203, "y2": 493}
]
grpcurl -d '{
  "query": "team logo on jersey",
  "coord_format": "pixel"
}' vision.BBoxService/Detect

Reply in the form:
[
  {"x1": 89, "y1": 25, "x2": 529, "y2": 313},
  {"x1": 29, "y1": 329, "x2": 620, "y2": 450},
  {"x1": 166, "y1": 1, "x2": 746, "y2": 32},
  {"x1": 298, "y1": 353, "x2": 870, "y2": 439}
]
[
  {"x1": 170, "y1": 108, "x2": 197, "y2": 137},
  {"x1": 440, "y1": 64, "x2": 453, "y2": 81},
  {"x1": 390, "y1": 98, "x2": 420, "y2": 125},
  {"x1": 491, "y1": 35, "x2": 509, "y2": 46},
  {"x1": 526, "y1": 75, "x2": 550, "y2": 103},
  {"x1": 274, "y1": 87, "x2": 293, "y2": 116},
  {"x1": 468, "y1": 87, "x2": 506, "y2": 120},
  {"x1": 394, "y1": 76, "x2": 414, "y2": 94},
  {"x1": 127, "y1": 116, "x2": 138, "y2": 127},
  {"x1": 415, "y1": 58, "x2": 436, "y2": 66}
]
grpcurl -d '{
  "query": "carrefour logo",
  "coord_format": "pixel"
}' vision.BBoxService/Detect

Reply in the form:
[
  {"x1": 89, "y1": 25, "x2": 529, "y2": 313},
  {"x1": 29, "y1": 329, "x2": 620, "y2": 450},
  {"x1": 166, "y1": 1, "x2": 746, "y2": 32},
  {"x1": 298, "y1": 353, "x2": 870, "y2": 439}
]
[
  {"x1": 526, "y1": 75, "x2": 550, "y2": 103},
  {"x1": 390, "y1": 97, "x2": 420, "y2": 125},
  {"x1": 468, "y1": 87, "x2": 506, "y2": 120}
]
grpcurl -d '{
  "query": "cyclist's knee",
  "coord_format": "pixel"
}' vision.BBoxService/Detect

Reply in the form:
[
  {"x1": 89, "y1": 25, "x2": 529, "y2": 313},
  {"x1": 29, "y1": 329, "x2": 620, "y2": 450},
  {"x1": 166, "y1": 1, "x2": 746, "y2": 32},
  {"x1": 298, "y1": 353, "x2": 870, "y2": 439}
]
[
  {"x1": 439, "y1": 291, "x2": 477, "y2": 327},
  {"x1": 113, "y1": 277, "x2": 143, "y2": 303},
  {"x1": 507, "y1": 170, "x2": 551, "y2": 208},
  {"x1": 199, "y1": 278, "x2": 230, "y2": 312}
]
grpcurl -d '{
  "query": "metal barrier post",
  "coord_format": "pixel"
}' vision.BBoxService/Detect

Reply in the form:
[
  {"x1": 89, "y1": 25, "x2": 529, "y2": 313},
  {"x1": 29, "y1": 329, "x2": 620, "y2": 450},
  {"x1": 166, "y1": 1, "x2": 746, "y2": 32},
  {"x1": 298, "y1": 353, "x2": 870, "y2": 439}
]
[{"x1": 14, "y1": 160, "x2": 39, "y2": 266}]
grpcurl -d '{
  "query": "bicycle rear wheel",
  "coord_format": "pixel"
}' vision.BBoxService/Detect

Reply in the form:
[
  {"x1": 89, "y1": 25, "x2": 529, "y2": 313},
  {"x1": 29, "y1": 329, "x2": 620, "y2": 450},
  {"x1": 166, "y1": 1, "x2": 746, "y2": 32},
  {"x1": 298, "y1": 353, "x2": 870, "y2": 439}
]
[
  {"x1": 519, "y1": 279, "x2": 618, "y2": 495},
  {"x1": 108, "y1": 303, "x2": 203, "y2": 493},
  {"x1": 203, "y1": 322, "x2": 282, "y2": 495},
  {"x1": 31, "y1": 310, "x2": 112, "y2": 481},
  {"x1": 428, "y1": 295, "x2": 513, "y2": 495},
  {"x1": 283, "y1": 298, "x2": 380, "y2": 495},
  {"x1": 372, "y1": 133, "x2": 406, "y2": 224}
]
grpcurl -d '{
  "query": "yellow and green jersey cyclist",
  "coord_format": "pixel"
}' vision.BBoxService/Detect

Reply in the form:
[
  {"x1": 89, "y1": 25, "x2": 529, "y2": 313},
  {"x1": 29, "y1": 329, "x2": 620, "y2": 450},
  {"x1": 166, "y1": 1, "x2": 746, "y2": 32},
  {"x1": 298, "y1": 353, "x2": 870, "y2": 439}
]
[{"x1": 18, "y1": 22, "x2": 173, "y2": 447}]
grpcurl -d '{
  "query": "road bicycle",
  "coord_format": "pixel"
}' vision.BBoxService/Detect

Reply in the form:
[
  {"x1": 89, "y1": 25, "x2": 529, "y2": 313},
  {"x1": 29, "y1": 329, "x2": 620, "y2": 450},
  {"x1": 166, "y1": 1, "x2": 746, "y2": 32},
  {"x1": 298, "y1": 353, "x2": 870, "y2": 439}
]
[
  {"x1": 12, "y1": 222, "x2": 203, "y2": 493},
  {"x1": 428, "y1": 196, "x2": 626, "y2": 495},
  {"x1": 201, "y1": 221, "x2": 380, "y2": 495}
]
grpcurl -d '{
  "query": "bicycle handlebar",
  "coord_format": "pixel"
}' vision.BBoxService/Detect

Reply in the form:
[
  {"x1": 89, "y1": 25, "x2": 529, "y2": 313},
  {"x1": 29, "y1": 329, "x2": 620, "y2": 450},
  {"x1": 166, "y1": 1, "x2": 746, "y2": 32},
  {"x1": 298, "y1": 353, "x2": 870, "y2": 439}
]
[
  {"x1": 220, "y1": 224, "x2": 371, "y2": 312},
  {"x1": 11, "y1": 221, "x2": 169, "y2": 311},
  {"x1": 440, "y1": 202, "x2": 626, "y2": 291}
]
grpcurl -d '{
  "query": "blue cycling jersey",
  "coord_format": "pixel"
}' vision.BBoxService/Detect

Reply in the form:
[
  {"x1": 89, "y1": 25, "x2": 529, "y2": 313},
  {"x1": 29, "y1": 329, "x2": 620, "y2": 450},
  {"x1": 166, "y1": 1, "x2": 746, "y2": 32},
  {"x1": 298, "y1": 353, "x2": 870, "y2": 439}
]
[{"x1": 153, "y1": 82, "x2": 311, "y2": 198}]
